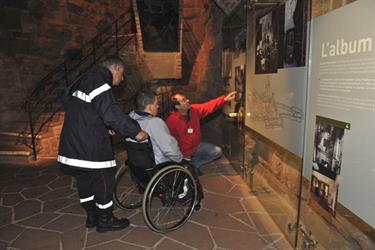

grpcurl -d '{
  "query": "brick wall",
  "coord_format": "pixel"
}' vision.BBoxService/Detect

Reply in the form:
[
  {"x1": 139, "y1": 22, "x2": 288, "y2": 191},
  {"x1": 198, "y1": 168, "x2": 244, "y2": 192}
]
[
  {"x1": 0, "y1": 0, "x2": 131, "y2": 128},
  {"x1": 181, "y1": 0, "x2": 225, "y2": 102}
]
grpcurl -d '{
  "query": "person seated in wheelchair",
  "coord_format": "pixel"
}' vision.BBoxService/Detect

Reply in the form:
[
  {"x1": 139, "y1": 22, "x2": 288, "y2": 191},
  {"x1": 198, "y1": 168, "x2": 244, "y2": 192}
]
[{"x1": 126, "y1": 90, "x2": 203, "y2": 203}]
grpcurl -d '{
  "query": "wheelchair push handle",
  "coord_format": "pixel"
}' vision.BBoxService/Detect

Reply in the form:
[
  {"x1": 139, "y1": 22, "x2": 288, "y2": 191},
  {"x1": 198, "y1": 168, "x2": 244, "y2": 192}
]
[
  {"x1": 134, "y1": 130, "x2": 148, "y2": 141},
  {"x1": 125, "y1": 132, "x2": 151, "y2": 143}
]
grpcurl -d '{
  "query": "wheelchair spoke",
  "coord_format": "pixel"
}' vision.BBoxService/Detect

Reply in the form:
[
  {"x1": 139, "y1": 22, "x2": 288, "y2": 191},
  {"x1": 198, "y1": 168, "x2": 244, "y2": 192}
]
[
  {"x1": 114, "y1": 165, "x2": 143, "y2": 209},
  {"x1": 143, "y1": 165, "x2": 199, "y2": 233},
  {"x1": 147, "y1": 174, "x2": 195, "y2": 229},
  {"x1": 150, "y1": 203, "x2": 187, "y2": 228}
]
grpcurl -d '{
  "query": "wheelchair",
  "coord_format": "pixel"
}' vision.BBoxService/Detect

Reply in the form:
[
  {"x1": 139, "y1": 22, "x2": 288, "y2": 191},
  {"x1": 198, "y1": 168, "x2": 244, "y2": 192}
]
[{"x1": 113, "y1": 139, "x2": 203, "y2": 233}]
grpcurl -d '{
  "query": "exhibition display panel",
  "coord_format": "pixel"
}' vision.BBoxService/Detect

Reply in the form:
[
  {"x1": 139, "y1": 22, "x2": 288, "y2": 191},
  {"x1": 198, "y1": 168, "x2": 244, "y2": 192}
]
[{"x1": 227, "y1": 0, "x2": 375, "y2": 248}]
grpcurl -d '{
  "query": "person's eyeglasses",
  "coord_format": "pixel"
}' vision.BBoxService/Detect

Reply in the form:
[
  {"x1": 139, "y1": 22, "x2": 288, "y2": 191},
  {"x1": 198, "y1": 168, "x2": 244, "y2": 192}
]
[{"x1": 179, "y1": 98, "x2": 189, "y2": 104}]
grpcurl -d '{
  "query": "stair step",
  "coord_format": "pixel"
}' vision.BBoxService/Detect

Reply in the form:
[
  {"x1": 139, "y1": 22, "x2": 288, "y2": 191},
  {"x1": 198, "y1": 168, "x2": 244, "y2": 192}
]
[
  {"x1": 0, "y1": 155, "x2": 33, "y2": 164},
  {"x1": 0, "y1": 145, "x2": 32, "y2": 156},
  {"x1": 0, "y1": 131, "x2": 41, "y2": 139},
  {"x1": 0, "y1": 144, "x2": 35, "y2": 163},
  {"x1": 0, "y1": 150, "x2": 31, "y2": 156}
]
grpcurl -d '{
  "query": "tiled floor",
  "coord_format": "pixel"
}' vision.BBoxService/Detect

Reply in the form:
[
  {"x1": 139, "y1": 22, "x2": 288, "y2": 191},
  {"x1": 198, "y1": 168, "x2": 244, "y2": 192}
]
[{"x1": 0, "y1": 158, "x2": 292, "y2": 250}]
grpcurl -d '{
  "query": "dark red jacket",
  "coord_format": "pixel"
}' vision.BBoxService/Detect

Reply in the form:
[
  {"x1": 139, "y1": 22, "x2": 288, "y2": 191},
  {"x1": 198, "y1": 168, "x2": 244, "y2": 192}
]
[{"x1": 166, "y1": 96, "x2": 226, "y2": 157}]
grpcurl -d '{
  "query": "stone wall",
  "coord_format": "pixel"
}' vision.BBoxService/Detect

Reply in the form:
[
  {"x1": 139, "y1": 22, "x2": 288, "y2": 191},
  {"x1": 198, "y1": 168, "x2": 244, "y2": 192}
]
[
  {"x1": 181, "y1": 0, "x2": 225, "y2": 102},
  {"x1": 0, "y1": 0, "x2": 131, "y2": 128}
]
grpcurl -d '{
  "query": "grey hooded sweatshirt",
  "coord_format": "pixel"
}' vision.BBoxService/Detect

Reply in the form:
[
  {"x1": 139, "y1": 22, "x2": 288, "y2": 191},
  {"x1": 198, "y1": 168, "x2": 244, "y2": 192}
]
[{"x1": 128, "y1": 111, "x2": 183, "y2": 164}]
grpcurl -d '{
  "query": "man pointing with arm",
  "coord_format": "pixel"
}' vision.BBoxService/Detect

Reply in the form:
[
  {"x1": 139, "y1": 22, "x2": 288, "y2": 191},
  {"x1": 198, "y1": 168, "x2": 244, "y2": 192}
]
[{"x1": 166, "y1": 91, "x2": 236, "y2": 174}]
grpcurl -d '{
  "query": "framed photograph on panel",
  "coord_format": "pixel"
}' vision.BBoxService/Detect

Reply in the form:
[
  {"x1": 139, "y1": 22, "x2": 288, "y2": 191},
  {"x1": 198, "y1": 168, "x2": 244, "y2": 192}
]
[
  {"x1": 234, "y1": 65, "x2": 246, "y2": 124},
  {"x1": 310, "y1": 116, "x2": 349, "y2": 216},
  {"x1": 283, "y1": 0, "x2": 308, "y2": 67},
  {"x1": 255, "y1": 9, "x2": 280, "y2": 74}
]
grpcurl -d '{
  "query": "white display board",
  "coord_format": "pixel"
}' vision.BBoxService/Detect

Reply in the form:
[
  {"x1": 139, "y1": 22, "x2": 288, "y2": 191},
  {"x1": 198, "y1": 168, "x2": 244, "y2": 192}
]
[
  {"x1": 303, "y1": 0, "x2": 375, "y2": 227},
  {"x1": 246, "y1": 4, "x2": 307, "y2": 156}
]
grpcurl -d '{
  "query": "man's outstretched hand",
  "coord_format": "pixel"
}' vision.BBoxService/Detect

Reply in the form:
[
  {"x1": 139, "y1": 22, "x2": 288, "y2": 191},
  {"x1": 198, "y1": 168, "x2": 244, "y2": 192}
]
[
  {"x1": 224, "y1": 91, "x2": 237, "y2": 102},
  {"x1": 135, "y1": 130, "x2": 148, "y2": 141}
]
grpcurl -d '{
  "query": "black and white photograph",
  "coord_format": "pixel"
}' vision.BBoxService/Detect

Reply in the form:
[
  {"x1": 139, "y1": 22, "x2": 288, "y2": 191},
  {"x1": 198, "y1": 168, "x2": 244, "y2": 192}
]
[
  {"x1": 310, "y1": 173, "x2": 339, "y2": 216},
  {"x1": 222, "y1": 50, "x2": 232, "y2": 85},
  {"x1": 234, "y1": 28, "x2": 247, "y2": 57},
  {"x1": 283, "y1": 0, "x2": 307, "y2": 67},
  {"x1": 312, "y1": 116, "x2": 345, "y2": 180},
  {"x1": 255, "y1": 10, "x2": 279, "y2": 74},
  {"x1": 234, "y1": 65, "x2": 246, "y2": 124}
]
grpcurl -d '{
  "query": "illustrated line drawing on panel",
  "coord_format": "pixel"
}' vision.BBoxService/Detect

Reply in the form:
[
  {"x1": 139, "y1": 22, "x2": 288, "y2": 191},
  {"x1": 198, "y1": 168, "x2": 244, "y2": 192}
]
[{"x1": 249, "y1": 82, "x2": 303, "y2": 129}]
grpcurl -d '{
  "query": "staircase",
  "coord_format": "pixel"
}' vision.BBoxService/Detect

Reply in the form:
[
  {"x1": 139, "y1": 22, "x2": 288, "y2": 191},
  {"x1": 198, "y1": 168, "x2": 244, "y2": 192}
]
[
  {"x1": 0, "y1": 134, "x2": 32, "y2": 164},
  {"x1": 0, "y1": 112, "x2": 64, "y2": 163},
  {"x1": 0, "y1": 9, "x2": 137, "y2": 162},
  {"x1": 0, "y1": 3, "x2": 200, "y2": 163}
]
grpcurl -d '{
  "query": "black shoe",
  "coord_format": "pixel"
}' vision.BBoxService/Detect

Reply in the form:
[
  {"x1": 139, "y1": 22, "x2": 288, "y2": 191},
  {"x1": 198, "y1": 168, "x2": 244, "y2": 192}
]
[
  {"x1": 194, "y1": 188, "x2": 204, "y2": 212},
  {"x1": 195, "y1": 168, "x2": 203, "y2": 176},
  {"x1": 194, "y1": 200, "x2": 203, "y2": 212},
  {"x1": 82, "y1": 201, "x2": 96, "y2": 228},
  {"x1": 96, "y1": 207, "x2": 130, "y2": 233},
  {"x1": 86, "y1": 213, "x2": 96, "y2": 228}
]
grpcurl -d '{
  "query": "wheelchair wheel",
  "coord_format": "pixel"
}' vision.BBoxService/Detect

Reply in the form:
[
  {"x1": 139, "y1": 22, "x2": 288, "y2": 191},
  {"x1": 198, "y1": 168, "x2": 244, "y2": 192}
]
[
  {"x1": 114, "y1": 164, "x2": 143, "y2": 209},
  {"x1": 142, "y1": 165, "x2": 198, "y2": 233}
]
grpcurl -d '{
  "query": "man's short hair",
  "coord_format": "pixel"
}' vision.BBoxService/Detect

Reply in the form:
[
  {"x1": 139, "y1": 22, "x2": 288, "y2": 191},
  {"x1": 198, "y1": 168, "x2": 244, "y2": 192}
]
[
  {"x1": 99, "y1": 55, "x2": 124, "y2": 70},
  {"x1": 136, "y1": 90, "x2": 157, "y2": 111},
  {"x1": 170, "y1": 92, "x2": 184, "y2": 111}
]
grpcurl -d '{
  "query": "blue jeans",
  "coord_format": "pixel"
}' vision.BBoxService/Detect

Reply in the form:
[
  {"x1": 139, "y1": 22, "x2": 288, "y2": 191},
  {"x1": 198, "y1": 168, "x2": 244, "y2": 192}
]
[{"x1": 190, "y1": 142, "x2": 222, "y2": 168}]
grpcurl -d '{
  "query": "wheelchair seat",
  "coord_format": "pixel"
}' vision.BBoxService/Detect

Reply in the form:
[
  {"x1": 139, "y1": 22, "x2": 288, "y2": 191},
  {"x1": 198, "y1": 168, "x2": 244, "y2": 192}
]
[{"x1": 123, "y1": 139, "x2": 157, "y2": 187}]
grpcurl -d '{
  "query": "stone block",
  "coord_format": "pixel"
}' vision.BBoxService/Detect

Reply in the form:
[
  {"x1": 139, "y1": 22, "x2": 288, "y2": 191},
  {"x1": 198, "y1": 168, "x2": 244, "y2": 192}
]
[
  {"x1": 67, "y1": 13, "x2": 81, "y2": 25},
  {"x1": 0, "y1": 38, "x2": 31, "y2": 55},
  {"x1": 44, "y1": 26, "x2": 72, "y2": 41},
  {"x1": 1, "y1": 0, "x2": 28, "y2": 10},
  {"x1": 28, "y1": 0, "x2": 44, "y2": 20},
  {"x1": 183, "y1": 0, "x2": 197, "y2": 9},
  {"x1": 183, "y1": 8, "x2": 201, "y2": 20},
  {"x1": 0, "y1": 8, "x2": 22, "y2": 30},
  {"x1": 44, "y1": 0, "x2": 59, "y2": 11},
  {"x1": 67, "y1": 2, "x2": 84, "y2": 15}
]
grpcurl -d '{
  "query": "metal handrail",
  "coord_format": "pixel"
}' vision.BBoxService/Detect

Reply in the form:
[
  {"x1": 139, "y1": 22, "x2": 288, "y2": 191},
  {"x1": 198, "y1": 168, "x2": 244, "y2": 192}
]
[
  {"x1": 24, "y1": 10, "x2": 198, "y2": 160},
  {"x1": 24, "y1": 9, "x2": 135, "y2": 160}
]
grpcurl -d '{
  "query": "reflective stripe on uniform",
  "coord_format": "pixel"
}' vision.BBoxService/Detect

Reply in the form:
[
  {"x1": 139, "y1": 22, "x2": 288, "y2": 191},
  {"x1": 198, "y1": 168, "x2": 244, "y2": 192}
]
[
  {"x1": 72, "y1": 83, "x2": 111, "y2": 103},
  {"x1": 96, "y1": 201, "x2": 113, "y2": 209},
  {"x1": 80, "y1": 195, "x2": 94, "y2": 203},
  {"x1": 57, "y1": 155, "x2": 116, "y2": 169}
]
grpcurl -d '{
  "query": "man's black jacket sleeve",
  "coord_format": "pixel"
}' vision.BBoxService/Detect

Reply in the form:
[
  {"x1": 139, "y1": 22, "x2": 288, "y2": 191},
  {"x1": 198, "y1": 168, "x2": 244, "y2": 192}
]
[{"x1": 92, "y1": 89, "x2": 141, "y2": 138}]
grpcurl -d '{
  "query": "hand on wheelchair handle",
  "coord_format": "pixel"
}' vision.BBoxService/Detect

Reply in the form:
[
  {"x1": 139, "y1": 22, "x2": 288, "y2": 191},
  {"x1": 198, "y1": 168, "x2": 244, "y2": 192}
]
[{"x1": 135, "y1": 130, "x2": 148, "y2": 141}]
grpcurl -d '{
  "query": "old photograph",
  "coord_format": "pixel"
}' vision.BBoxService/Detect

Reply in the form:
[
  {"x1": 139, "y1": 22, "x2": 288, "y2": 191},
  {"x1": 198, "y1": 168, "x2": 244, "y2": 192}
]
[
  {"x1": 255, "y1": 10, "x2": 279, "y2": 74},
  {"x1": 310, "y1": 172, "x2": 339, "y2": 216},
  {"x1": 283, "y1": 0, "x2": 307, "y2": 67},
  {"x1": 312, "y1": 116, "x2": 345, "y2": 180}
]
